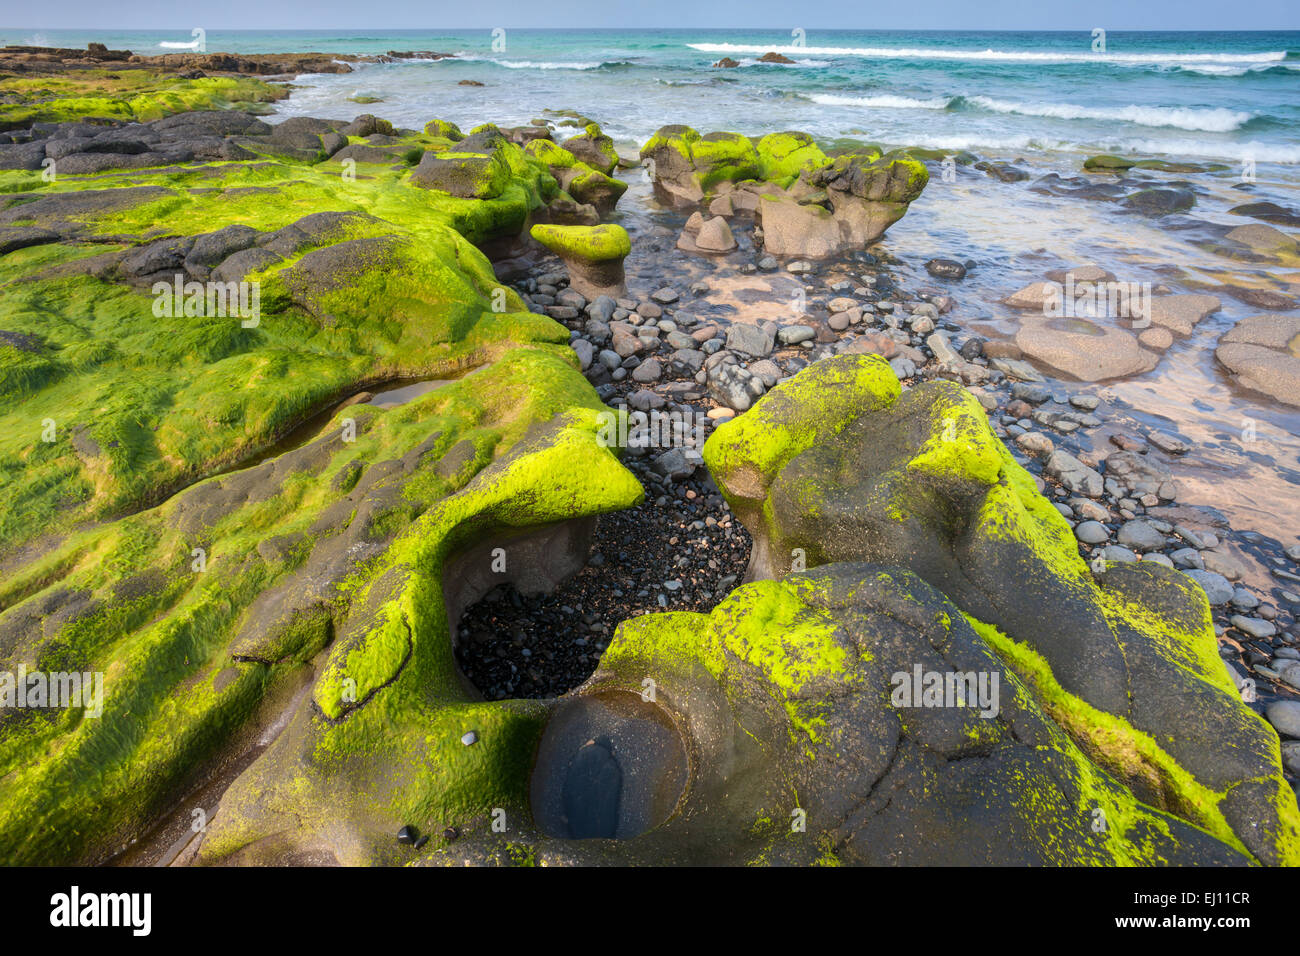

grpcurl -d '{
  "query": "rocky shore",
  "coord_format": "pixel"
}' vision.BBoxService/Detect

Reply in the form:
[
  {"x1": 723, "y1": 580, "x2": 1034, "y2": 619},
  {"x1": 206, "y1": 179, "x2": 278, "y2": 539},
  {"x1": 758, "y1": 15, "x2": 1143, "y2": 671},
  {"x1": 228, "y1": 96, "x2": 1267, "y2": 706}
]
[
  {"x1": 0, "y1": 43, "x2": 455, "y2": 78},
  {"x1": 0, "y1": 50, "x2": 1297, "y2": 866}
]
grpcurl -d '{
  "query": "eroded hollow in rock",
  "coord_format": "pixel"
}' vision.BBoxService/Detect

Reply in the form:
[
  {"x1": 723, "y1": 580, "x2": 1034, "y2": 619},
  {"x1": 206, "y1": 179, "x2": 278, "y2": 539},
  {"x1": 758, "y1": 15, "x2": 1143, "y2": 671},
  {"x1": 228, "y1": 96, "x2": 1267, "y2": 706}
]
[
  {"x1": 451, "y1": 494, "x2": 750, "y2": 700},
  {"x1": 529, "y1": 690, "x2": 690, "y2": 840}
]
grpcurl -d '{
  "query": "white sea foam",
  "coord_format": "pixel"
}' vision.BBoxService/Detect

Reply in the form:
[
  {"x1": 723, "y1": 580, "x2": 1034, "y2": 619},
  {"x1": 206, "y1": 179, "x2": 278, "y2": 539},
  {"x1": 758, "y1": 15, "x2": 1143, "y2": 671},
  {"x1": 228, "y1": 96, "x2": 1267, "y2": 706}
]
[
  {"x1": 687, "y1": 42, "x2": 1286, "y2": 67},
  {"x1": 1110, "y1": 137, "x2": 1300, "y2": 164},
  {"x1": 497, "y1": 60, "x2": 608, "y2": 70},
  {"x1": 1175, "y1": 62, "x2": 1299, "y2": 76},
  {"x1": 158, "y1": 41, "x2": 201, "y2": 50},
  {"x1": 808, "y1": 93, "x2": 951, "y2": 110},
  {"x1": 963, "y1": 96, "x2": 1252, "y2": 132}
]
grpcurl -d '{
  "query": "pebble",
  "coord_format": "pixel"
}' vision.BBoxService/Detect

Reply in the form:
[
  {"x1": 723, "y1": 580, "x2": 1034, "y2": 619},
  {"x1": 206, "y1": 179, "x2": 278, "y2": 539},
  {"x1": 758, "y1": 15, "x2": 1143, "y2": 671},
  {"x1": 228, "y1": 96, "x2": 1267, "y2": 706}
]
[
  {"x1": 1231, "y1": 615, "x2": 1277, "y2": 640},
  {"x1": 1075, "y1": 521, "x2": 1109, "y2": 545},
  {"x1": 1185, "y1": 570, "x2": 1234, "y2": 605},
  {"x1": 461, "y1": 730, "x2": 478, "y2": 746},
  {"x1": 1266, "y1": 700, "x2": 1300, "y2": 739},
  {"x1": 650, "y1": 287, "x2": 679, "y2": 305},
  {"x1": 1117, "y1": 519, "x2": 1166, "y2": 553}
]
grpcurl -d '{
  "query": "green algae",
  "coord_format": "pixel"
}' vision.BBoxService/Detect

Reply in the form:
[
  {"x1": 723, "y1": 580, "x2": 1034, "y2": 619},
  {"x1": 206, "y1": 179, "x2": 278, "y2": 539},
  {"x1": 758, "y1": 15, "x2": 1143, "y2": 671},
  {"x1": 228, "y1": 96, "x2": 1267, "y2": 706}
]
[
  {"x1": 529, "y1": 222, "x2": 630, "y2": 261},
  {"x1": 0, "y1": 343, "x2": 643, "y2": 865},
  {"x1": 756, "y1": 131, "x2": 827, "y2": 188},
  {"x1": 0, "y1": 71, "x2": 287, "y2": 130},
  {"x1": 0, "y1": 132, "x2": 571, "y2": 555}
]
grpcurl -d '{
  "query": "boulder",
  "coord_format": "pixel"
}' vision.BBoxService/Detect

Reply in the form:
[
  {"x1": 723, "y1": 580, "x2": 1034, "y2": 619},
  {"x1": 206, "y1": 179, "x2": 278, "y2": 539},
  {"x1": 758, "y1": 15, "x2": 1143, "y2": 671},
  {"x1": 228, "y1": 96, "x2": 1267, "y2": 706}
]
[
  {"x1": 530, "y1": 223, "x2": 631, "y2": 299},
  {"x1": 1215, "y1": 314, "x2": 1300, "y2": 407},
  {"x1": 639, "y1": 126, "x2": 761, "y2": 206},
  {"x1": 700, "y1": 354, "x2": 1300, "y2": 866},
  {"x1": 410, "y1": 149, "x2": 509, "y2": 198},
  {"x1": 1015, "y1": 320, "x2": 1157, "y2": 382},
  {"x1": 1224, "y1": 223, "x2": 1299, "y2": 258},
  {"x1": 1138, "y1": 294, "x2": 1221, "y2": 336},
  {"x1": 1122, "y1": 187, "x2": 1196, "y2": 217}
]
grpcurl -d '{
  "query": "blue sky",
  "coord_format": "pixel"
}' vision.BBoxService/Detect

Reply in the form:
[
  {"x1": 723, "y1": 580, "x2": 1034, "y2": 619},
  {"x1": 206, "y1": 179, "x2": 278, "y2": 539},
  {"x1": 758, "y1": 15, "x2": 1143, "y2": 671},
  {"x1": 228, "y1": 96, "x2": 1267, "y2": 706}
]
[{"x1": 4, "y1": 0, "x2": 1298, "y2": 31}]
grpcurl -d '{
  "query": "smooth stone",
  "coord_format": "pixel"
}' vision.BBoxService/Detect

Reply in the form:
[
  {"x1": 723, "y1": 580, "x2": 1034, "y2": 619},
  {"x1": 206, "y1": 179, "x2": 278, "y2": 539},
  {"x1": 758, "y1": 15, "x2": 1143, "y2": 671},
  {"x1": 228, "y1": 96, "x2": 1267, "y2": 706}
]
[
  {"x1": 1231, "y1": 615, "x2": 1277, "y2": 640},
  {"x1": 1185, "y1": 570, "x2": 1234, "y2": 605},
  {"x1": 1075, "y1": 520, "x2": 1109, "y2": 545},
  {"x1": 1117, "y1": 519, "x2": 1166, "y2": 552},
  {"x1": 1266, "y1": 700, "x2": 1300, "y2": 739}
]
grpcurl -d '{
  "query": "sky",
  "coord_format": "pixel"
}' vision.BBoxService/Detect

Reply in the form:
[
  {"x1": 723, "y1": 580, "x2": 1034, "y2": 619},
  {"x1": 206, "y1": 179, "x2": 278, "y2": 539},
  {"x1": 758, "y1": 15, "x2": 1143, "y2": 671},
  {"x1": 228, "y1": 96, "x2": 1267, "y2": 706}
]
[{"x1": 3, "y1": 0, "x2": 1298, "y2": 32}]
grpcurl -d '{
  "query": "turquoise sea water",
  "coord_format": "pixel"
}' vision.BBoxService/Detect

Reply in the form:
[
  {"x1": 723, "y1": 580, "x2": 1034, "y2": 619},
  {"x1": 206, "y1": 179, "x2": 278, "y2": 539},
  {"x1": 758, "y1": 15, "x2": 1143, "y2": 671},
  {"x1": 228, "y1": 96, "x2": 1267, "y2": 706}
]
[{"x1": 6, "y1": 28, "x2": 1299, "y2": 163}]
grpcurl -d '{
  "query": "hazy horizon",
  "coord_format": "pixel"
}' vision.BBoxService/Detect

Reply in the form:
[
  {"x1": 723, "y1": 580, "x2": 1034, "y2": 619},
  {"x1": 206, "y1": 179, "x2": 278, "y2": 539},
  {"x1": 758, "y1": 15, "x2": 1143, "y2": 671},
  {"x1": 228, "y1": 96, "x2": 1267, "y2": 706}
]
[{"x1": 2, "y1": 0, "x2": 1297, "y2": 34}]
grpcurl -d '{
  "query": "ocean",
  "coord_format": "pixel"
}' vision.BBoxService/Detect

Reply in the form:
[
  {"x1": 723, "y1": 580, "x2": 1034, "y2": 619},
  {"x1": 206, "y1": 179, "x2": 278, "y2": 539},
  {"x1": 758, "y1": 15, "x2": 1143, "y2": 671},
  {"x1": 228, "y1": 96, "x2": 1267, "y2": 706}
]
[{"x1": 6, "y1": 28, "x2": 1299, "y2": 164}]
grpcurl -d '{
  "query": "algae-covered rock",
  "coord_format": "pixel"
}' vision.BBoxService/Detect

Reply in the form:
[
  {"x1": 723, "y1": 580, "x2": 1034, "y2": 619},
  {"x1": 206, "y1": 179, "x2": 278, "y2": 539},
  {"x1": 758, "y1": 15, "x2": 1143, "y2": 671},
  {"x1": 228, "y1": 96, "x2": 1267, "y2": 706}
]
[
  {"x1": 639, "y1": 125, "x2": 926, "y2": 256},
  {"x1": 529, "y1": 222, "x2": 631, "y2": 299},
  {"x1": 0, "y1": 70, "x2": 287, "y2": 132},
  {"x1": 0, "y1": 112, "x2": 563, "y2": 556},
  {"x1": 557, "y1": 564, "x2": 1261, "y2": 865},
  {"x1": 199, "y1": 560, "x2": 1274, "y2": 865},
  {"x1": 410, "y1": 149, "x2": 511, "y2": 198},
  {"x1": 1084, "y1": 154, "x2": 1137, "y2": 171},
  {"x1": 757, "y1": 154, "x2": 928, "y2": 258},
  {"x1": 561, "y1": 122, "x2": 618, "y2": 175},
  {"x1": 639, "y1": 125, "x2": 761, "y2": 206},
  {"x1": 701, "y1": 354, "x2": 1300, "y2": 865},
  {"x1": 423, "y1": 118, "x2": 464, "y2": 141},
  {"x1": 0, "y1": 346, "x2": 644, "y2": 865},
  {"x1": 755, "y1": 131, "x2": 827, "y2": 188}
]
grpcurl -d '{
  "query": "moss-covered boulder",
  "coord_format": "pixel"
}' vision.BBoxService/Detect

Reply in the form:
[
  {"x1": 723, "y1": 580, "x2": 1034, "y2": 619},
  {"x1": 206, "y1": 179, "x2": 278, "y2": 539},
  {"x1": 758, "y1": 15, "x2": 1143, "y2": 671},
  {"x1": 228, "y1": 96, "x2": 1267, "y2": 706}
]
[
  {"x1": 701, "y1": 354, "x2": 1300, "y2": 865},
  {"x1": 410, "y1": 149, "x2": 511, "y2": 198},
  {"x1": 199, "y1": 551, "x2": 1282, "y2": 865},
  {"x1": 1084, "y1": 154, "x2": 1137, "y2": 172},
  {"x1": 757, "y1": 154, "x2": 928, "y2": 257},
  {"x1": 638, "y1": 125, "x2": 761, "y2": 206},
  {"x1": 0, "y1": 110, "x2": 567, "y2": 557},
  {"x1": 560, "y1": 122, "x2": 618, "y2": 175},
  {"x1": 529, "y1": 222, "x2": 630, "y2": 299},
  {"x1": 639, "y1": 126, "x2": 926, "y2": 255},
  {"x1": 423, "y1": 118, "x2": 464, "y2": 141}
]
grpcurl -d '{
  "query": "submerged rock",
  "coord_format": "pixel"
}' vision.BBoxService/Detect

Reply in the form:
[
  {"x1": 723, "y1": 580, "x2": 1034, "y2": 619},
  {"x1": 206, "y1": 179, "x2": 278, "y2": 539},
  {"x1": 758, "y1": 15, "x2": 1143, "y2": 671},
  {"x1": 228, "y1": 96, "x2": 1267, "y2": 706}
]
[{"x1": 1216, "y1": 314, "x2": 1300, "y2": 407}]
